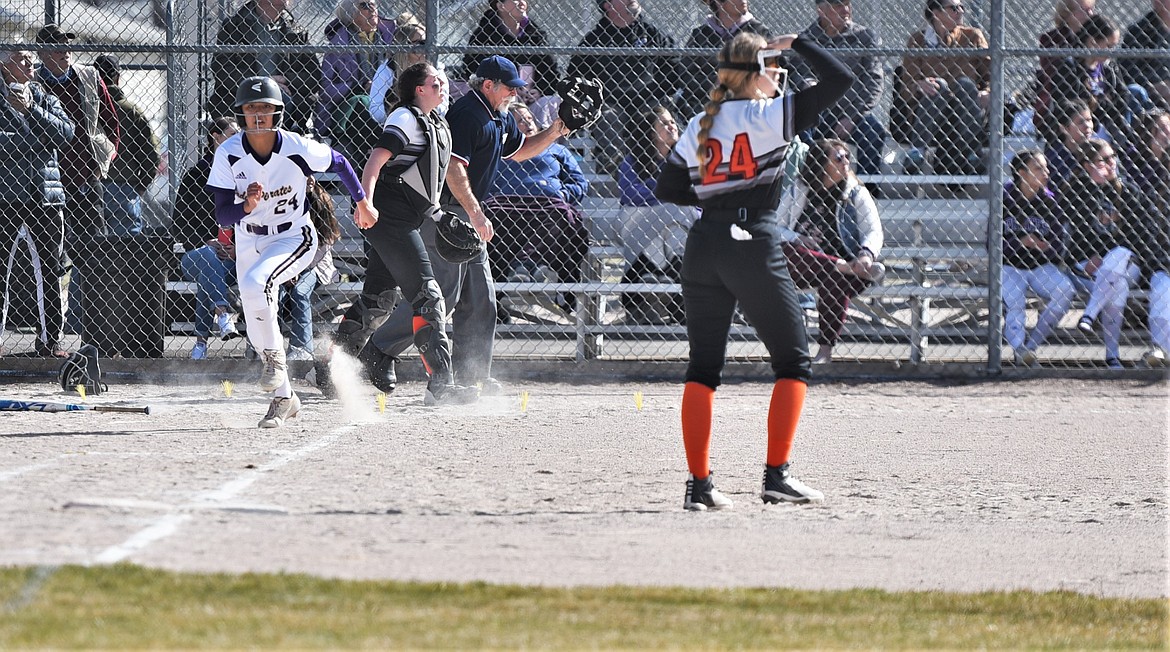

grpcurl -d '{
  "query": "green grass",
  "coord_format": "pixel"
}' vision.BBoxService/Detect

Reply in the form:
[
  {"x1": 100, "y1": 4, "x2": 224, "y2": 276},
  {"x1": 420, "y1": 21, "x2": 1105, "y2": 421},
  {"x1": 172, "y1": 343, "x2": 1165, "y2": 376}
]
[{"x1": 0, "y1": 565, "x2": 1164, "y2": 649}]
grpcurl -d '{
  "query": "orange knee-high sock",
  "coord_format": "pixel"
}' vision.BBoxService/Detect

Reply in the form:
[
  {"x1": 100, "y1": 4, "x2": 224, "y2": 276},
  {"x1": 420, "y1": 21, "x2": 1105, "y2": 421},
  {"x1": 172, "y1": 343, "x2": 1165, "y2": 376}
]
[
  {"x1": 412, "y1": 316, "x2": 432, "y2": 375},
  {"x1": 766, "y1": 379, "x2": 807, "y2": 467},
  {"x1": 681, "y1": 382, "x2": 715, "y2": 478}
]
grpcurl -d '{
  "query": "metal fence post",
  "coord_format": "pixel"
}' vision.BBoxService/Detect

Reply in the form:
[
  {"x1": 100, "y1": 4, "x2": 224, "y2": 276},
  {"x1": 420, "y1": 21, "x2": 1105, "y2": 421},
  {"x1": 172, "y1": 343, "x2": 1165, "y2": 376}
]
[{"x1": 986, "y1": 0, "x2": 1007, "y2": 372}]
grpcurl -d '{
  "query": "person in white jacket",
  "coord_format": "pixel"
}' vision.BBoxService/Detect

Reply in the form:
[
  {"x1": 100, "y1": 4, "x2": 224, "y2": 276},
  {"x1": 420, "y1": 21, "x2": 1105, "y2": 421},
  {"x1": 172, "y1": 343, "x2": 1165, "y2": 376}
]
[{"x1": 776, "y1": 138, "x2": 884, "y2": 363}]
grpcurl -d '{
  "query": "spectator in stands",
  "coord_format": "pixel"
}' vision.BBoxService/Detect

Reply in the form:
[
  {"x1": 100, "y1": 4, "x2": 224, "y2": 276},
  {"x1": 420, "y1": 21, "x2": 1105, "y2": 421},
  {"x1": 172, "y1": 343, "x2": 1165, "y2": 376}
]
[
  {"x1": 567, "y1": 0, "x2": 683, "y2": 176},
  {"x1": 678, "y1": 0, "x2": 775, "y2": 118},
  {"x1": 35, "y1": 25, "x2": 121, "y2": 337},
  {"x1": 793, "y1": 0, "x2": 886, "y2": 179},
  {"x1": 1001, "y1": 150, "x2": 1075, "y2": 367},
  {"x1": 369, "y1": 14, "x2": 427, "y2": 125},
  {"x1": 318, "y1": 0, "x2": 396, "y2": 157},
  {"x1": 487, "y1": 103, "x2": 589, "y2": 315},
  {"x1": 1048, "y1": 15, "x2": 1147, "y2": 152},
  {"x1": 1127, "y1": 109, "x2": 1170, "y2": 214},
  {"x1": 207, "y1": 0, "x2": 321, "y2": 134},
  {"x1": 463, "y1": 0, "x2": 560, "y2": 127},
  {"x1": 173, "y1": 117, "x2": 241, "y2": 360},
  {"x1": 617, "y1": 105, "x2": 695, "y2": 324},
  {"x1": 1035, "y1": 0, "x2": 1098, "y2": 141},
  {"x1": 776, "y1": 139, "x2": 884, "y2": 364},
  {"x1": 1127, "y1": 109, "x2": 1170, "y2": 367},
  {"x1": 1060, "y1": 138, "x2": 1150, "y2": 368},
  {"x1": 899, "y1": 0, "x2": 989, "y2": 176},
  {"x1": 1121, "y1": 0, "x2": 1170, "y2": 111},
  {"x1": 494, "y1": 104, "x2": 588, "y2": 204},
  {"x1": 1045, "y1": 99, "x2": 1097, "y2": 186},
  {"x1": 0, "y1": 49, "x2": 74, "y2": 358},
  {"x1": 93, "y1": 55, "x2": 160, "y2": 237}
]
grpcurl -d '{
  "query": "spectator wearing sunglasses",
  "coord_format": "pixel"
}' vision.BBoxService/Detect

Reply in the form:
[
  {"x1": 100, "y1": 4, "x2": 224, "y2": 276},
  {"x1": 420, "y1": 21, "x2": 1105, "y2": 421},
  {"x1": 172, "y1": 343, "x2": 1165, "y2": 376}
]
[
  {"x1": 899, "y1": 0, "x2": 990, "y2": 177},
  {"x1": 792, "y1": 0, "x2": 886, "y2": 180},
  {"x1": 318, "y1": 0, "x2": 396, "y2": 147},
  {"x1": 1059, "y1": 138, "x2": 1152, "y2": 368},
  {"x1": 776, "y1": 139, "x2": 885, "y2": 365}
]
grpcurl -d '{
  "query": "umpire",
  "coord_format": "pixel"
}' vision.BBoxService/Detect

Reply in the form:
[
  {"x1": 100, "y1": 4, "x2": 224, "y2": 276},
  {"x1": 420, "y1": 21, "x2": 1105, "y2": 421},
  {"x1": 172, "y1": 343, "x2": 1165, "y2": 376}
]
[
  {"x1": 365, "y1": 55, "x2": 571, "y2": 391},
  {"x1": 0, "y1": 50, "x2": 75, "y2": 357}
]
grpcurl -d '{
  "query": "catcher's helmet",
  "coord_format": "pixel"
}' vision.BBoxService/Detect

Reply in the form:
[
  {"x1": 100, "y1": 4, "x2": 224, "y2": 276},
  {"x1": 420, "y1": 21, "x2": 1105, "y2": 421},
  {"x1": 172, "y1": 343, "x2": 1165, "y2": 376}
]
[
  {"x1": 58, "y1": 344, "x2": 107, "y2": 395},
  {"x1": 234, "y1": 76, "x2": 284, "y2": 132},
  {"x1": 434, "y1": 212, "x2": 483, "y2": 264}
]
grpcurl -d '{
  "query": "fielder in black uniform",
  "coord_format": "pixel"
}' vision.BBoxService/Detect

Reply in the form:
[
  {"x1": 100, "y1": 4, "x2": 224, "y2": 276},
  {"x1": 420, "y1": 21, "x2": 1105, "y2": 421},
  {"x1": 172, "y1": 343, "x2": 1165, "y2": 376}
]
[
  {"x1": 358, "y1": 62, "x2": 479, "y2": 406},
  {"x1": 654, "y1": 32, "x2": 854, "y2": 510}
]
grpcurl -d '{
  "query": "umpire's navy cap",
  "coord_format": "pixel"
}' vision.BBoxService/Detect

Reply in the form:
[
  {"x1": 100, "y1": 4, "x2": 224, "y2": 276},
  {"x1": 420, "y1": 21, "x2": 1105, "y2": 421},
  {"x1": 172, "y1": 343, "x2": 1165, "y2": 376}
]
[
  {"x1": 35, "y1": 24, "x2": 76, "y2": 44},
  {"x1": 475, "y1": 56, "x2": 527, "y2": 88}
]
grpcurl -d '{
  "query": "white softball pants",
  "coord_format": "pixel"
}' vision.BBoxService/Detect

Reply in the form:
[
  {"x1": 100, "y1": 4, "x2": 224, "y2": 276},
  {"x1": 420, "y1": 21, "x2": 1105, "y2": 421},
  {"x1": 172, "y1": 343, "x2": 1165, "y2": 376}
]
[
  {"x1": 235, "y1": 221, "x2": 318, "y2": 396},
  {"x1": 1079, "y1": 247, "x2": 1140, "y2": 361},
  {"x1": 1002, "y1": 263, "x2": 1075, "y2": 353},
  {"x1": 1149, "y1": 271, "x2": 1170, "y2": 354}
]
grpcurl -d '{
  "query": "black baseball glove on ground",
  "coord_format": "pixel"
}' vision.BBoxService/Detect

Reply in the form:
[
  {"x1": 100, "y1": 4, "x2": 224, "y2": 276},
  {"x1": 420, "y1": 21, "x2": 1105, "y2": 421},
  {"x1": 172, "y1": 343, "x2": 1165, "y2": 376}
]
[
  {"x1": 557, "y1": 77, "x2": 604, "y2": 131},
  {"x1": 435, "y1": 211, "x2": 483, "y2": 264}
]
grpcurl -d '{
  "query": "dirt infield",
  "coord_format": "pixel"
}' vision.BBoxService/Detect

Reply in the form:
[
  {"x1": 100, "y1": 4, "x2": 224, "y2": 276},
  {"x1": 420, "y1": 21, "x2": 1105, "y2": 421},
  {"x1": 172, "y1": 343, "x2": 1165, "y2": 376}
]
[{"x1": 0, "y1": 371, "x2": 1165, "y2": 598}]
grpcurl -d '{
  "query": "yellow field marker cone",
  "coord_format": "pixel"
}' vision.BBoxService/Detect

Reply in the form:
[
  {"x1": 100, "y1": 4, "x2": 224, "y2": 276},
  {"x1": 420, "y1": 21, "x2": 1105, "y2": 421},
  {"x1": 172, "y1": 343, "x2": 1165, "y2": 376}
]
[
  {"x1": 222, "y1": 380, "x2": 234, "y2": 398},
  {"x1": 76, "y1": 385, "x2": 87, "y2": 401},
  {"x1": 634, "y1": 391, "x2": 643, "y2": 411},
  {"x1": 377, "y1": 392, "x2": 387, "y2": 413},
  {"x1": 520, "y1": 390, "x2": 530, "y2": 413}
]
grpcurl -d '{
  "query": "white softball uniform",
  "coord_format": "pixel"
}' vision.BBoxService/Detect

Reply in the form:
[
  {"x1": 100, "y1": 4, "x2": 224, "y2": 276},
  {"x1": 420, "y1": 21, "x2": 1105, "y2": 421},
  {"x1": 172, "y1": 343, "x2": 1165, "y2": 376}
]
[{"x1": 208, "y1": 130, "x2": 328, "y2": 395}]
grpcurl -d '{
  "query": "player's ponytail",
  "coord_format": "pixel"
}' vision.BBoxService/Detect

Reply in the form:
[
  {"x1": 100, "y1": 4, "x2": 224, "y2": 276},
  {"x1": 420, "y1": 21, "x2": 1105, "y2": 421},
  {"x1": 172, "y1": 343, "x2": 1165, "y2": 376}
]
[
  {"x1": 306, "y1": 177, "x2": 341, "y2": 245},
  {"x1": 696, "y1": 85, "x2": 730, "y2": 180}
]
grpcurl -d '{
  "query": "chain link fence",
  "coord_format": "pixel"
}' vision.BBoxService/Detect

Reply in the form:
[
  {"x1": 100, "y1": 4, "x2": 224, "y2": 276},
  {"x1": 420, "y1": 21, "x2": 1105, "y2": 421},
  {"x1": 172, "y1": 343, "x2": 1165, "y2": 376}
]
[{"x1": 0, "y1": 0, "x2": 1166, "y2": 371}]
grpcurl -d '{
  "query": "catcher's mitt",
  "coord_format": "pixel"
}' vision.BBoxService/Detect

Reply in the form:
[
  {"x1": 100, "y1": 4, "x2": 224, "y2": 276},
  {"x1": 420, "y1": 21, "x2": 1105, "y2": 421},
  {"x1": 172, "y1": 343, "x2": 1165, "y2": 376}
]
[
  {"x1": 557, "y1": 77, "x2": 604, "y2": 131},
  {"x1": 435, "y1": 211, "x2": 483, "y2": 264}
]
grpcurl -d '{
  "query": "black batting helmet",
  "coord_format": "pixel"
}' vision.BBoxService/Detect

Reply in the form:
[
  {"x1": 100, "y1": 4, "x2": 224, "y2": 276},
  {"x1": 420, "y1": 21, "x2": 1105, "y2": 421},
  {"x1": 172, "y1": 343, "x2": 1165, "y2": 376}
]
[
  {"x1": 58, "y1": 344, "x2": 108, "y2": 395},
  {"x1": 234, "y1": 76, "x2": 284, "y2": 131}
]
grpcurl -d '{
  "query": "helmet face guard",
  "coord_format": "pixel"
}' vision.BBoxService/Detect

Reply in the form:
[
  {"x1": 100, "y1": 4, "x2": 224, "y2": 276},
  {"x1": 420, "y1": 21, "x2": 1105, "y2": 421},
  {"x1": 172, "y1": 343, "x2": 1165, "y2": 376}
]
[
  {"x1": 235, "y1": 105, "x2": 284, "y2": 134},
  {"x1": 233, "y1": 76, "x2": 285, "y2": 133}
]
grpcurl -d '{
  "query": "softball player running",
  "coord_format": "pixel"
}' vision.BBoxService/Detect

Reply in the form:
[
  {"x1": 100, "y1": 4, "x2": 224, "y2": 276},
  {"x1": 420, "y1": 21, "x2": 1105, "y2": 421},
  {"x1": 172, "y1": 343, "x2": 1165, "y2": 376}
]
[
  {"x1": 654, "y1": 32, "x2": 854, "y2": 510},
  {"x1": 208, "y1": 76, "x2": 377, "y2": 428}
]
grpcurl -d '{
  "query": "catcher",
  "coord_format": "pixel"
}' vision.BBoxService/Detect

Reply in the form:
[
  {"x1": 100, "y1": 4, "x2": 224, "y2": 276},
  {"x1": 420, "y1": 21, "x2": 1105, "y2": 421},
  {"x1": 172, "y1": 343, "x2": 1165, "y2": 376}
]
[
  {"x1": 357, "y1": 57, "x2": 603, "y2": 394},
  {"x1": 357, "y1": 62, "x2": 480, "y2": 406}
]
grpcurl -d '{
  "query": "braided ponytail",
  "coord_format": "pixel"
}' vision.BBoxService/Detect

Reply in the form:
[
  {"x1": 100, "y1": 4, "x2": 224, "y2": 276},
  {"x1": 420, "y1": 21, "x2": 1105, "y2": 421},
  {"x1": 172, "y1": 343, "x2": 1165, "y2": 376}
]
[{"x1": 696, "y1": 84, "x2": 730, "y2": 180}]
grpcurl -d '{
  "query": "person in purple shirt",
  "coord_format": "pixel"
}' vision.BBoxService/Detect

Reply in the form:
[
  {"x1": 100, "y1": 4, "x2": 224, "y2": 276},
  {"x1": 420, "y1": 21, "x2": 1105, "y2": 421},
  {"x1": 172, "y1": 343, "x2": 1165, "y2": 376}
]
[{"x1": 616, "y1": 105, "x2": 696, "y2": 324}]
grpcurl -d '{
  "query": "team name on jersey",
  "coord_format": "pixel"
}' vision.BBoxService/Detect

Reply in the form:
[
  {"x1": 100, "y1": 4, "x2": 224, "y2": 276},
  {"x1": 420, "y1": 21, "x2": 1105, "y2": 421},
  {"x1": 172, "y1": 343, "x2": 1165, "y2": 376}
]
[{"x1": 235, "y1": 184, "x2": 294, "y2": 202}]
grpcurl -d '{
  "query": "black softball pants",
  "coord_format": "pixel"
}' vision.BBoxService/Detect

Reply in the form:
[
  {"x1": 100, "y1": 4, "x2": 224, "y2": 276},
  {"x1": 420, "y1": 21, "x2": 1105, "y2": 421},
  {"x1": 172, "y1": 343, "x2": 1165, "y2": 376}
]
[{"x1": 681, "y1": 217, "x2": 812, "y2": 389}]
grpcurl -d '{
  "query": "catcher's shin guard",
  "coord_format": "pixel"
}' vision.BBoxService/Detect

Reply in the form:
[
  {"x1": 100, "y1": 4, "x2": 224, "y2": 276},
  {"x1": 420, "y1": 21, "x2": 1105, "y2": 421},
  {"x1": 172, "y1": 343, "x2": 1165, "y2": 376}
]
[
  {"x1": 333, "y1": 289, "x2": 400, "y2": 355},
  {"x1": 412, "y1": 283, "x2": 454, "y2": 384}
]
